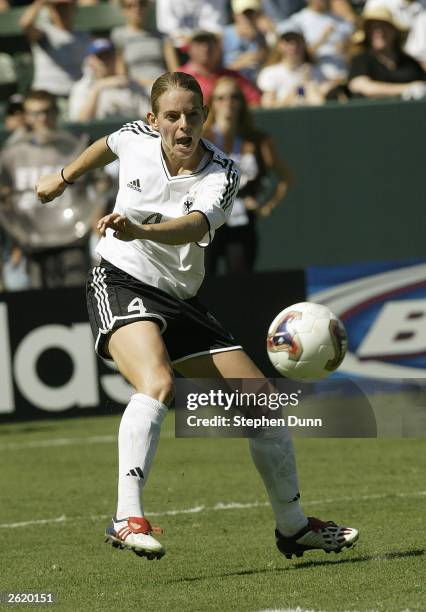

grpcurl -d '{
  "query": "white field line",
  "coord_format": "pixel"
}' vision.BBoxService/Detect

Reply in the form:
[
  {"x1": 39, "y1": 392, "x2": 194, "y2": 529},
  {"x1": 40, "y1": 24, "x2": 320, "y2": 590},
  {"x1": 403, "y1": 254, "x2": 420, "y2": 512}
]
[
  {"x1": 1, "y1": 491, "x2": 425, "y2": 530},
  {"x1": 258, "y1": 609, "x2": 320, "y2": 612},
  {"x1": 0, "y1": 431, "x2": 174, "y2": 451}
]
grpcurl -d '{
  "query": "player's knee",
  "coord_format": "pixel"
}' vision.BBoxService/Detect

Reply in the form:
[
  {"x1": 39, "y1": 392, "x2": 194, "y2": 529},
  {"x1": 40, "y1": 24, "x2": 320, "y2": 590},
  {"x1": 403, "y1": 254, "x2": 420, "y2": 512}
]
[{"x1": 139, "y1": 370, "x2": 175, "y2": 406}]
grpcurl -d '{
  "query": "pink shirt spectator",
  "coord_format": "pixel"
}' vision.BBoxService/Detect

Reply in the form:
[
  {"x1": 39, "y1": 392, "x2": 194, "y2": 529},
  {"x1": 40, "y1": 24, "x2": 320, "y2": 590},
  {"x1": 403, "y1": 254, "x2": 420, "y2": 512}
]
[{"x1": 180, "y1": 62, "x2": 261, "y2": 105}]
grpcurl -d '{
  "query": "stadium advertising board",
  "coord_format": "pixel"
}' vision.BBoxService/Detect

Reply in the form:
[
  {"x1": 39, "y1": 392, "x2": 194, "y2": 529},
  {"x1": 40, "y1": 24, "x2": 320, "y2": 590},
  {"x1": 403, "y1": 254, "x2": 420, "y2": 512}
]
[
  {"x1": 0, "y1": 270, "x2": 305, "y2": 421},
  {"x1": 307, "y1": 260, "x2": 426, "y2": 378}
]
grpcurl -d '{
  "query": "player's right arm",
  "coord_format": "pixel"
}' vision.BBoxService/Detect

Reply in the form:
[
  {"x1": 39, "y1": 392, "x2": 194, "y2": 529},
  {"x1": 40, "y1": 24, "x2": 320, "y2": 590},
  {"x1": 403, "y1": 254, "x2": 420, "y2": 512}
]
[{"x1": 36, "y1": 137, "x2": 117, "y2": 203}]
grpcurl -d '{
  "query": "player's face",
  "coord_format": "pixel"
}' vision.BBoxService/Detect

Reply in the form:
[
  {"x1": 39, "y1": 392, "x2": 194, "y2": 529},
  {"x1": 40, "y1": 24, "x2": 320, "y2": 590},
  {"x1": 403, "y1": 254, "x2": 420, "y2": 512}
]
[{"x1": 148, "y1": 88, "x2": 207, "y2": 162}]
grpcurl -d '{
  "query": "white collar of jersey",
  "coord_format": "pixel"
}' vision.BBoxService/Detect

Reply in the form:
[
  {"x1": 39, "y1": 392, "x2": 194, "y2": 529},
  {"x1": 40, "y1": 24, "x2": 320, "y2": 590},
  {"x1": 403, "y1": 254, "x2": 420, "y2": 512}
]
[{"x1": 159, "y1": 139, "x2": 212, "y2": 181}]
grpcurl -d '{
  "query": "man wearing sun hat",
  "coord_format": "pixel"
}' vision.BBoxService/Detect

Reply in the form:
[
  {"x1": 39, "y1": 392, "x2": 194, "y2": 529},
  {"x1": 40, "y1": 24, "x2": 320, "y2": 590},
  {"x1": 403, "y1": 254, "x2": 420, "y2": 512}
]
[
  {"x1": 348, "y1": 5, "x2": 426, "y2": 99},
  {"x1": 364, "y1": 0, "x2": 426, "y2": 69}
]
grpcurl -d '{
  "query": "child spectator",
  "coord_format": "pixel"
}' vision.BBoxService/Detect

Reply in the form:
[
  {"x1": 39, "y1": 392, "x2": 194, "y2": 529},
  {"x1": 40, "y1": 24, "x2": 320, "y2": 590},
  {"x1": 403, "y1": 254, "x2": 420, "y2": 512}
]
[
  {"x1": 258, "y1": 23, "x2": 326, "y2": 106},
  {"x1": 278, "y1": 0, "x2": 355, "y2": 80}
]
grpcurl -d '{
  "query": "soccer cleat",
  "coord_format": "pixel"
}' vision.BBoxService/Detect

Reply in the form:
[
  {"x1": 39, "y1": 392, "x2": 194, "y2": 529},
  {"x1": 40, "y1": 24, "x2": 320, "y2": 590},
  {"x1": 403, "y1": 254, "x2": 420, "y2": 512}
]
[
  {"x1": 105, "y1": 516, "x2": 165, "y2": 560},
  {"x1": 275, "y1": 516, "x2": 359, "y2": 560}
]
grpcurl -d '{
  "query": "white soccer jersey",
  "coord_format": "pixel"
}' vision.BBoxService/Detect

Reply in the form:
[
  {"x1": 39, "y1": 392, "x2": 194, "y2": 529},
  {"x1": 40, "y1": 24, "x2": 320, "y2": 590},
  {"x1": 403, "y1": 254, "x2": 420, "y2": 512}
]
[{"x1": 96, "y1": 121, "x2": 240, "y2": 299}]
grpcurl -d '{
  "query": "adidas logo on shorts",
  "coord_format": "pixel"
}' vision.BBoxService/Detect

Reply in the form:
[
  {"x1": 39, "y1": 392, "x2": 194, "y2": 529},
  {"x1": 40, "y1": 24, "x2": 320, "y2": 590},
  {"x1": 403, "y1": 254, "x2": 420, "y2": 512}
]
[{"x1": 127, "y1": 178, "x2": 142, "y2": 192}]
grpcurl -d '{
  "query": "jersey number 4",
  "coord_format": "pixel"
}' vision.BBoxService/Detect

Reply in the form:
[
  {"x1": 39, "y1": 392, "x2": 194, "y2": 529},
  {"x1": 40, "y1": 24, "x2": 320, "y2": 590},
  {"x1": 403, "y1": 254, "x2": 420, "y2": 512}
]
[{"x1": 128, "y1": 297, "x2": 147, "y2": 316}]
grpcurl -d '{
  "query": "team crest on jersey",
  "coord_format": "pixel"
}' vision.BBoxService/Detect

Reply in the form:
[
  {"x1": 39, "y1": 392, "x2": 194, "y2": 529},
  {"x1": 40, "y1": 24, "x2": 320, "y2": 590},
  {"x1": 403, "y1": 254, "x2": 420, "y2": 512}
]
[{"x1": 183, "y1": 196, "x2": 194, "y2": 213}]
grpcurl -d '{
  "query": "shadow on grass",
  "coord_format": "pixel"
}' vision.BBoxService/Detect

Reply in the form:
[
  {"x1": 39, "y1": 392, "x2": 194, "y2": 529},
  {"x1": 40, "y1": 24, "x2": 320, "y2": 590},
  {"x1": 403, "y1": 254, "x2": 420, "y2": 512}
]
[
  {"x1": 164, "y1": 548, "x2": 425, "y2": 585},
  {"x1": 0, "y1": 424, "x2": 62, "y2": 436}
]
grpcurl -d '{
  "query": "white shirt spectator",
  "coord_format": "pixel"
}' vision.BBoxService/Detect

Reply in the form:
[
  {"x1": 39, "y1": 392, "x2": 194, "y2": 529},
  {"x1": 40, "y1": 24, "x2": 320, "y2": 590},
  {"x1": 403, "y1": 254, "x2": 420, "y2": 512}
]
[
  {"x1": 258, "y1": 61, "x2": 325, "y2": 101},
  {"x1": 405, "y1": 10, "x2": 426, "y2": 63},
  {"x1": 279, "y1": 10, "x2": 354, "y2": 79},
  {"x1": 155, "y1": 0, "x2": 227, "y2": 46},
  {"x1": 31, "y1": 22, "x2": 90, "y2": 96}
]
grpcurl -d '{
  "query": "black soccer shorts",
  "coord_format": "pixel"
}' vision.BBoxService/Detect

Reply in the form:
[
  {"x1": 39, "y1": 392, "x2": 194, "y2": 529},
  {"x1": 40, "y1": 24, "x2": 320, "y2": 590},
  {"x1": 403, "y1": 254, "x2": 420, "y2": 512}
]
[{"x1": 86, "y1": 258, "x2": 242, "y2": 364}]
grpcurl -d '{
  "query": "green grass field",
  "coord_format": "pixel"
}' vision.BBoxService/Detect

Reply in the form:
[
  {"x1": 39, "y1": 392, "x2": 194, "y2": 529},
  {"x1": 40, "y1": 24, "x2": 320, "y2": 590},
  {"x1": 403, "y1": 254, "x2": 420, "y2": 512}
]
[{"x1": 0, "y1": 413, "x2": 424, "y2": 612}]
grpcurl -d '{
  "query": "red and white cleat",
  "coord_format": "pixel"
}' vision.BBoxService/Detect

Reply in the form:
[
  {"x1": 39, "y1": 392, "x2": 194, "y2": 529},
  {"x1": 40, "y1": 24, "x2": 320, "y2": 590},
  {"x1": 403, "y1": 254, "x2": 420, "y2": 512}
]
[{"x1": 105, "y1": 516, "x2": 165, "y2": 560}]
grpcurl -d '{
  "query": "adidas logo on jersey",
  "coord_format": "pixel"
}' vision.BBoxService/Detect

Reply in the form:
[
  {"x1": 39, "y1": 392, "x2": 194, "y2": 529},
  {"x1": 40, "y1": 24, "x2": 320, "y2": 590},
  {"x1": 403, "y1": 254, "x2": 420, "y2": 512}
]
[{"x1": 127, "y1": 179, "x2": 142, "y2": 192}]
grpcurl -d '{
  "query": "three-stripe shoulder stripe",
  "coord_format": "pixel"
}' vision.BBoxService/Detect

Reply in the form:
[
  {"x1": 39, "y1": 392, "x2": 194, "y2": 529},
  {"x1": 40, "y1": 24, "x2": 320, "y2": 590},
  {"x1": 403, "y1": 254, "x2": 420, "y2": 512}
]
[
  {"x1": 120, "y1": 121, "x2": 159, "y2": 138},
  {"x1": 219, "y1": 161, "x2": 240, "y2": 212}
]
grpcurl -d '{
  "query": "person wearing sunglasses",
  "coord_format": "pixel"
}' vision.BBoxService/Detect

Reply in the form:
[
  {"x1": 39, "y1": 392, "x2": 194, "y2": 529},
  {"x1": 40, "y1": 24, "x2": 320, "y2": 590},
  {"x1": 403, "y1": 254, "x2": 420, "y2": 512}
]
[{"x1": 203, "y1": 76, "x2": 292, "y2": 274}]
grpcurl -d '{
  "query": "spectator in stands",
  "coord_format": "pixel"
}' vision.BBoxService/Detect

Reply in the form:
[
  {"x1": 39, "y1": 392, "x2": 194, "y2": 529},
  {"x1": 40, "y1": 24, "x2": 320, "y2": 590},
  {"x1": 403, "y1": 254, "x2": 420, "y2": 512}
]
[
  {"x1": 222, "y1": 0, "x2": 268, "y2": 84},
  {"x1": 0, "y1": 90, "x2": 99, "y2": 289},
  {"x1": 258, "y1": 23, "x2": 326, "y2": 106},
  {"x1": 279, "y1": 0, "x2": 355, "y2": 80},
  {"x1": 3, "y1": 95, "x2": 27, "y2": 144},
  {"x1": 0, "y1": 95, "x2": 28, "y2": 290},
  {"x1": 405, "y1": 10, "x2": 426, "y2": 69},
  {"x1": 364, "y1": 0, "x2": 424, "y2": 31},
  {"x1": 111, "y1": 0, "x2": 178, "y2": 89},
  {"x1": 68, "y1": 38, "x2": 150, "y2": 121},
  {"x1": 19, "y1": 0, "x2": 91, "y2": 98},
  {"x1": 348, "y1": 6, "x2": 426, "y2": 98},
  {"x1": 155, "y1": 0, "x2": 228, "y2": 57},
  {"x1": 262, "y1": 0, "x2": 306, "y2": 21},
  {"x1": 203, "y1": 76, "x2": 292, "y2": 274},
  {"x1": 180, "y1": 31, "x2": 261, "y2": 105}
]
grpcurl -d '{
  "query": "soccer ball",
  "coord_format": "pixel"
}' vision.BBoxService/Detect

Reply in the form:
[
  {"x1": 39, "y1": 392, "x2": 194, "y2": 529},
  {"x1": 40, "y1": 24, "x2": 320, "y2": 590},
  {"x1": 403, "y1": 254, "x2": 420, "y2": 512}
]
[{"x1": 266, "y1": 302, "x2": 348, "y2": 380}]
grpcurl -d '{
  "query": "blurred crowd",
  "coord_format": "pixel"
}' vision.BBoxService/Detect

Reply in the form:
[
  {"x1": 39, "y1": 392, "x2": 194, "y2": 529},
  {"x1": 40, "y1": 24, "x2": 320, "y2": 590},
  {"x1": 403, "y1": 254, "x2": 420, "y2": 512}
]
[{"x1": 0, "y1": 0, "x2": 425, "y2": 290}]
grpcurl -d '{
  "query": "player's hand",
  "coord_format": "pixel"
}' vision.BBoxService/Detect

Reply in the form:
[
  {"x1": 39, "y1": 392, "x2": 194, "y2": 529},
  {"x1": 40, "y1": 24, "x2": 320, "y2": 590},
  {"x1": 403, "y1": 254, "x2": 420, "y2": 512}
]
[
  {"x1": 97, "y1": 212, "x2": 140, "y2": 241},
  {"x1": 36, "y1": 172, "x2": 67, "y2": 203}
]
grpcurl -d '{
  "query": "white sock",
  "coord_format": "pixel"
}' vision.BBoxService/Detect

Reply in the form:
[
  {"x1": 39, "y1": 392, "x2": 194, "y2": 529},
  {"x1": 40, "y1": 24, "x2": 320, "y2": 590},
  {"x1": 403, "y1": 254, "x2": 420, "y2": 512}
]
[
  {"x1": 249, "y1": 429, "x2": 308, "y2": 536},
  {"x1": 116, "y1": 393, "x2": 167, "y2": 520}
]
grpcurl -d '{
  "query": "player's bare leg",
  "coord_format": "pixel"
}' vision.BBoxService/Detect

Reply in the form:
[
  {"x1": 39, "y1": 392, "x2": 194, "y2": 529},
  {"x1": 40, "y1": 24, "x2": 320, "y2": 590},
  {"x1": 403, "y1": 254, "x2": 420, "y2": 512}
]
[
  {"x1": 104, "y1": 321, "x2": 172, "y2": 559},
  {"x1": 175, "y1": 350, "x2": 359, "y2": 559}
]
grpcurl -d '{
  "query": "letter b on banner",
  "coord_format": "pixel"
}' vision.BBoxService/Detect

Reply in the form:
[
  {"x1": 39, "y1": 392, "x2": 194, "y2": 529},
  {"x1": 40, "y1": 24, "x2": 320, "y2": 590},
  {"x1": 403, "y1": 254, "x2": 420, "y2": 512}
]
[{"x1": 358, "y1": 300, "x2": 426, "y2": 359}]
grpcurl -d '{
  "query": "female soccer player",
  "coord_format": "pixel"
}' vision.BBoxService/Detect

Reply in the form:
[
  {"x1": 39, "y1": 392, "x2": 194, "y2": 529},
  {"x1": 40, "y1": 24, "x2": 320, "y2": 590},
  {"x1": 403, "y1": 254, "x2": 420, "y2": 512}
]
[{"x1": 36, "y1": 72, "x2": 358, "y2": 561}]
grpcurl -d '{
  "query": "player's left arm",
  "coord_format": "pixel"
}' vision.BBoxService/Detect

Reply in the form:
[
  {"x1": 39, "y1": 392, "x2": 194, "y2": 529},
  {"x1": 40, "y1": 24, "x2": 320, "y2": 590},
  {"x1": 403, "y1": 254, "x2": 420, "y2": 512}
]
[
  {"x1": 257, "y1": 136, "x2": 294, "y2": 218},
  {"x1": 97, "y1": 211, "x2": 209, "y2": 245}
]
